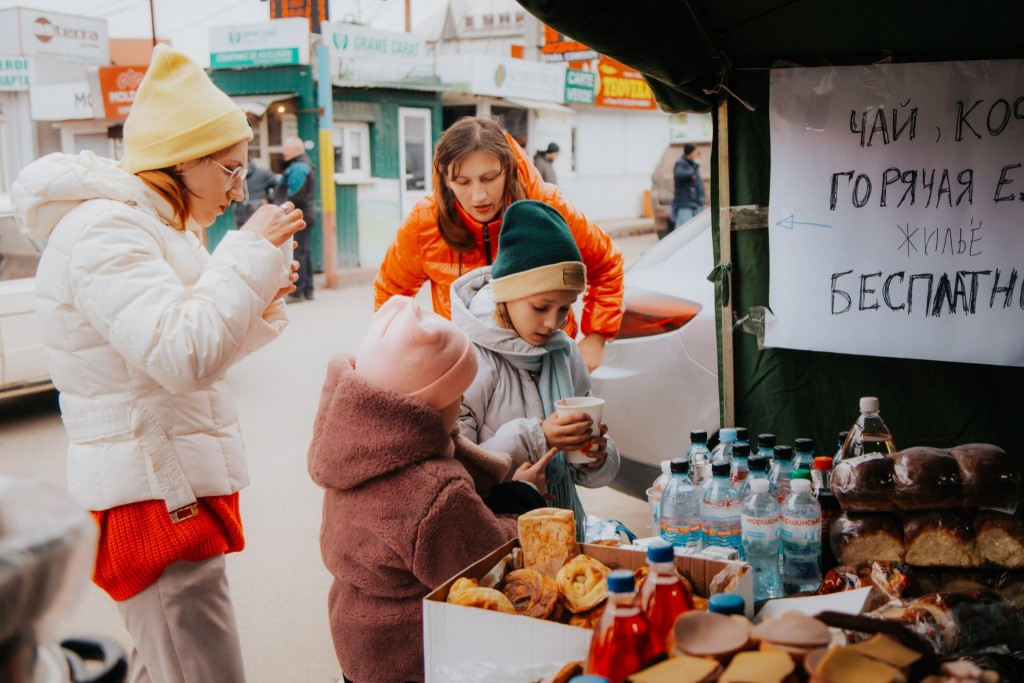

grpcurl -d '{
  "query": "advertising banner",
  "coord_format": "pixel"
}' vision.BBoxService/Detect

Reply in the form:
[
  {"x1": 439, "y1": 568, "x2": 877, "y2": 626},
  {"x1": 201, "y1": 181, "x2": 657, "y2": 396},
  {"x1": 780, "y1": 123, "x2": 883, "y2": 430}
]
[
  {"x1": 209, "y1": 18, "x2": 310, "y2": 69},
  {"x1": 269, "y1": 0, "x2": 329, "y2": 34},
  {"x1": 96, "y1": 65, "x2": 146, "y2": 119},
  {"x1": 0, "y1": 8, "x2": 109, "y2": 64},
  {"x1": 323, "y1": 22, "x2": 427, "y2": 84},
  {"x1": 767, "y1": 59, "x2": 1024, "y2": 367},
  {"x1": 0, "y1": 57, "x2": 31, "y2": 91}
]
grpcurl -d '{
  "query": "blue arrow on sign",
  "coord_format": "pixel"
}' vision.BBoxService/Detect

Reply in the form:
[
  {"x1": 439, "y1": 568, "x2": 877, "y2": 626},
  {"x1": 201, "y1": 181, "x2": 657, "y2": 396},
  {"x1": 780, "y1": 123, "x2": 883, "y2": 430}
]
[{"x1": 776, "y1": 214, "x2": 832, "y2": 230}]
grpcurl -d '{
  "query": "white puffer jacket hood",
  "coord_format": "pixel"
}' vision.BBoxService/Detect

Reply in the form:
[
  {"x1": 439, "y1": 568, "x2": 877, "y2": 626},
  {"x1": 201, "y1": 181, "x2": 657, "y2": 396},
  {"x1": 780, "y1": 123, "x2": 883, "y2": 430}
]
[{"x1": 13, "y1": 151, "x2": 288, "y2": 513}]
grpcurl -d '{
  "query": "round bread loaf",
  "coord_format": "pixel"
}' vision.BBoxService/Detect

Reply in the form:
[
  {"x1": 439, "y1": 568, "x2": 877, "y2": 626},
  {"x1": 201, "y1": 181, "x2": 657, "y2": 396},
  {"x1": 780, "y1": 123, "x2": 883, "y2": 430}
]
[
  {"x1": 903, "y1": 511, "x2": 980, "y2": 568},
  {"x1": 830, "y1": 511, "x2": 905, "y2": 567},
  {"x1": 891, "y1": 448, "x2": 960, "y2": 510},
  {"x1": 950, "y1": 443, "x2": 1020, "y2": 509},
  {"x1": 973, "y1": 510, "x2": 1024, "y2": 569},
  {"x1": 832, "y1": 454, "x2": 895, "y2": 511}
]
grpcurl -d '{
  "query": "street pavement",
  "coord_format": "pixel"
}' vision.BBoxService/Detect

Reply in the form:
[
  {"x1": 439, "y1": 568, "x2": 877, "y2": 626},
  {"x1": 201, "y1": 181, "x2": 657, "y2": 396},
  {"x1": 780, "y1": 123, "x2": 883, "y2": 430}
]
[{"x1": 0, "y1": 229, "x2": 656, "y2": 682}]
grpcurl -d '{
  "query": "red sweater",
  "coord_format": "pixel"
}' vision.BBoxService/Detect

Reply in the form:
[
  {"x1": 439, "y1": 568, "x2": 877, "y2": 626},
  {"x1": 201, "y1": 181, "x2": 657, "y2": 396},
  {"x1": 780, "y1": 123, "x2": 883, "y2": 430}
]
[{"x1": 92, "y1": 493, "x2": 244, "y2": 601}]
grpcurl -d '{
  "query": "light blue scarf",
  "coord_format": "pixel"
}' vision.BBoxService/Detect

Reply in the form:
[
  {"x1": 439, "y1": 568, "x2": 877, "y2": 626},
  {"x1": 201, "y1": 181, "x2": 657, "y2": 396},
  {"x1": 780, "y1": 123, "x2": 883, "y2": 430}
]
[{"x1": 504, "y1": 329, "x2": 588, "y2": 541}]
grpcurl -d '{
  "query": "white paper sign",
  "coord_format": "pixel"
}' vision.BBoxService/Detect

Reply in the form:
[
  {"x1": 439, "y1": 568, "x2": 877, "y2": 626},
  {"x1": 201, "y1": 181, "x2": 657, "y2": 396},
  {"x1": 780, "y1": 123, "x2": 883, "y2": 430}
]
[{"x1": 767, "y1": 60, "x2": 1024, "y2": 367}]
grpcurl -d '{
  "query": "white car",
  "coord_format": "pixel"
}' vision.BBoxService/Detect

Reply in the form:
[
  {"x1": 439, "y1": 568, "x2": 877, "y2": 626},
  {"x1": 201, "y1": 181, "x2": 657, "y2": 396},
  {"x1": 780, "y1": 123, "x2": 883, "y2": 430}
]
[
  {"x1": 592, "y1": 209, "x2": 720, "y2": 499},
  {"x1": 0, "y1": 194, "x2": 51, "y2": 399}
]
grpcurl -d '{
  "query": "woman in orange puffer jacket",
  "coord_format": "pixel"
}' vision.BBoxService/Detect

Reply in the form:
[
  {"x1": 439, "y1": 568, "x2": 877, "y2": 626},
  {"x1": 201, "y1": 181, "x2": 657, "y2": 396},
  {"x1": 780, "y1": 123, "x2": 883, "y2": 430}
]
[{"x1": 374, "y1": 116, "x2": 624, "y2": 371}]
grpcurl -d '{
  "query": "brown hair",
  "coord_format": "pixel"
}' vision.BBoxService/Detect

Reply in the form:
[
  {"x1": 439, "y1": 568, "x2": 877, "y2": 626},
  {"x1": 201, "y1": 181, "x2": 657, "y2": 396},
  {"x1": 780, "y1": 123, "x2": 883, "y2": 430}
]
[
  {"x1": 136, "y1": 168, "x2": 192, "y2": 229},
  {"x1": 493, "y1": 302, "x2": 514, "y2": 330},
  {"x1": 434, "y1": 116, "x2": 526, "y2": 251}
]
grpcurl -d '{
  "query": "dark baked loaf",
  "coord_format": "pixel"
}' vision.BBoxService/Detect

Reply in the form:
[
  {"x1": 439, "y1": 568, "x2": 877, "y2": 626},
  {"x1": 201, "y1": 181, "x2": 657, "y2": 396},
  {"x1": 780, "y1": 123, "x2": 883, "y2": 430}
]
[
  {"x1": 891, "y1": 448, "x2": 961, "y2": 510},
  {"x1": 832, "y1": 454, "x2": 894, "y2": 511},
  {"x1": 950, "y1": 443, "x2": 1019, "y2": 509},
  {"x1": 830, "y1": 512, "x2": 904, "y2": 567},
  {"x1": 833, "y1": 443, "x2": 1015, "y2": 512},
  {"x1": 973, "y1": 510, "x2": 1024, "y2": 569},
  {"x1": 903, "y1": 511, "x2": 980, "y2": 568}
]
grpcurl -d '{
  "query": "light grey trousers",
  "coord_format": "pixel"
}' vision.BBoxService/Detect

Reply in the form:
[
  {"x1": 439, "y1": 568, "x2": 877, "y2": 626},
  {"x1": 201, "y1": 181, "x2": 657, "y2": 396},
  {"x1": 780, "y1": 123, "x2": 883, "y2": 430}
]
[{"x1": 116, "y1": 554, "x2": 247, "y2": 683}]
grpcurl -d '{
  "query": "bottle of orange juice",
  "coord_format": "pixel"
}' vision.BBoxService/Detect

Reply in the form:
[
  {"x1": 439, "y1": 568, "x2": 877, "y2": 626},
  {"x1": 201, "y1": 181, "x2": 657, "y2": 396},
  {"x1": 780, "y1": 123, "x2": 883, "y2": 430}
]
[{"x1": 585, "y1": 570, "x2": 650, "y2": 682}]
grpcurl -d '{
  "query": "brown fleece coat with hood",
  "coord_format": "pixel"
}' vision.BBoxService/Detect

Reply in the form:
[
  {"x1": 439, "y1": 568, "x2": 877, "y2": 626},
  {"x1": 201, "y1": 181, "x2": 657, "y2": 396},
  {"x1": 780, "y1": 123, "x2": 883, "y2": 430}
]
[{"x1": 308, "y1": 354, "x2": 518, "y2": 683}]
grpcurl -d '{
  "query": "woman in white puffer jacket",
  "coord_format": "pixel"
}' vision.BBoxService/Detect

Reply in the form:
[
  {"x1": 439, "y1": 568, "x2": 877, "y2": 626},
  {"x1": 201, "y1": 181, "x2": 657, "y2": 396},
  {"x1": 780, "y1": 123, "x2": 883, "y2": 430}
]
[{"x1": 12, "y1": 45, "x2": 305, "y2": 683}]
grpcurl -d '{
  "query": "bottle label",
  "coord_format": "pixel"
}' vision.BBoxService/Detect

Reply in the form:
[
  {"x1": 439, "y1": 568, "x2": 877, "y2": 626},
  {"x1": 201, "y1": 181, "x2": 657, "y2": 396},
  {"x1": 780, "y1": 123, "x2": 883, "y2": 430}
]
[
  {"x1": 780, "y1": 515, "x2": 821, "y2": 542},
  {"x1": 703, "y1": 498, "x2": 742, "y2": 510},
  {"x1": 741, "y1": 515, "x2": 779, "y2": 541}
]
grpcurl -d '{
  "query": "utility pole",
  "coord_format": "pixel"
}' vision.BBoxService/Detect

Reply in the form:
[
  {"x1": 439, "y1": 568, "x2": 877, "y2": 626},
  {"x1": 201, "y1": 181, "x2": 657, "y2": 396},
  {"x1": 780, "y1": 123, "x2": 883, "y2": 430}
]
[
  {"x1": 405, "y1": 0, "x2": 411, "y2": 32},
  {"x1": 149, "y1": 0, "x2": 157, "y2": 48}
]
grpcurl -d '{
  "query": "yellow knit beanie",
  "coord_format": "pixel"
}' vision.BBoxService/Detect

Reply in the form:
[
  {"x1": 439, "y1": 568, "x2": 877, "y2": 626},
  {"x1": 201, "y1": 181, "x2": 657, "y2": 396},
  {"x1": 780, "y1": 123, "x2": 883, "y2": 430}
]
[{"x1": 121, "y1": 44, "x2": 252, "y2": 174}]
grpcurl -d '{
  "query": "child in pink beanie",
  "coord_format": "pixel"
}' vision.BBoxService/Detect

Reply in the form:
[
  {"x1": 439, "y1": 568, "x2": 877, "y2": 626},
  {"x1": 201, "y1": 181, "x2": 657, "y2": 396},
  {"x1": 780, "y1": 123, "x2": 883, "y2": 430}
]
[{"x1": 308, "y1": 296, "x2": 548, "y2": 683}]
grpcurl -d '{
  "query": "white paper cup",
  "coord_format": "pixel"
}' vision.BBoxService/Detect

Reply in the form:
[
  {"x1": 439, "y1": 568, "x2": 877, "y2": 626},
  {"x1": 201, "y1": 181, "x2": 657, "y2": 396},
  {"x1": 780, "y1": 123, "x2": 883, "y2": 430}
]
[
  {"x1": 555, "y1": 396, "x2": 605, "y2": 464},
  {"x1": 279, "y1": 239, "x2": 294, "y2": 289}
]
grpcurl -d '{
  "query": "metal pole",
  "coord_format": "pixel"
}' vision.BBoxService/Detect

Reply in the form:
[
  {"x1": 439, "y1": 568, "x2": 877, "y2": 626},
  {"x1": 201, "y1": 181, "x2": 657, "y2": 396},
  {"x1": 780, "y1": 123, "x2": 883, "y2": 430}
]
[
  {"x1": 316, "y1": 39, "x2": 338, "y2": 288},
  {"x1": 405, "y1": 0, "x2": 411, "y2": 32},
  {"x1": 149, "y1": 0, "x2": 157, "y2": 48}
]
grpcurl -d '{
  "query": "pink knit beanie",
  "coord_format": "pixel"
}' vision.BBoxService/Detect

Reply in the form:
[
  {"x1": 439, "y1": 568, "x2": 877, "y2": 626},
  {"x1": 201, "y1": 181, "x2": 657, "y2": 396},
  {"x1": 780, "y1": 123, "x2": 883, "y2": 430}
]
[{"x1": 356, "y1": 296, "x2": 478, "y2": 411}]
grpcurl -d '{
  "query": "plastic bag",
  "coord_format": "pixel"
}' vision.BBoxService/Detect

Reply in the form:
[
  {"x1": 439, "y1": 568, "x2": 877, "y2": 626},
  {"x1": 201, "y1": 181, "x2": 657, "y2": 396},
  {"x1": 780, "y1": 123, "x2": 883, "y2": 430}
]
[{"x1": 584, "y1": 516, "x2": 638, "y2": 545}]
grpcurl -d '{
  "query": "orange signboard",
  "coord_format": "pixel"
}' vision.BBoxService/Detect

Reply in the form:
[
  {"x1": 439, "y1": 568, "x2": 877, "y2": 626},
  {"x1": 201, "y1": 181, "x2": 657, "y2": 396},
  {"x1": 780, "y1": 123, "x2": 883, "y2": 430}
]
[
  {"x1": 97, "y1": 65, "x2": 146, "y2": 119},
  {"x1": 270, "y1": 0, "x2": 329, "y2": 33},
  {"x1": 542, "y1": 26, "x2": 655, "y2": 109}
]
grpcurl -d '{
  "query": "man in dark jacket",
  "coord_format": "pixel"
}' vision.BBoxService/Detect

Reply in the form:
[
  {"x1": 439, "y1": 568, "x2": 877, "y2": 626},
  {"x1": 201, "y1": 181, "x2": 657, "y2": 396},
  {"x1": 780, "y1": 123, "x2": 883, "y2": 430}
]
[
  {"x1": 533, "y1": 142, "x2": 559, "y2": 184},
  {"x1": 670, "y1": 143, "x2": 705, "y2": 231},
  {"x1": 275, "y1": 136, "x2": 317, "y2": 301}
]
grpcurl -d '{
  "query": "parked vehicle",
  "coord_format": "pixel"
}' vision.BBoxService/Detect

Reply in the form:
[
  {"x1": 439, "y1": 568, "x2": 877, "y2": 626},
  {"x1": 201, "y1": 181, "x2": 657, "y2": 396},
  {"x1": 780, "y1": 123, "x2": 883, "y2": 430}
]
[
  {"x1": 591, "y1": 209, "x2": 720, "y2": 500},
  {"x1": 650, "y1": 142, "x2": 711, "y2": 237},
  {"x1": 0, "y1": 194, "x2": 51, "y2": 399}
]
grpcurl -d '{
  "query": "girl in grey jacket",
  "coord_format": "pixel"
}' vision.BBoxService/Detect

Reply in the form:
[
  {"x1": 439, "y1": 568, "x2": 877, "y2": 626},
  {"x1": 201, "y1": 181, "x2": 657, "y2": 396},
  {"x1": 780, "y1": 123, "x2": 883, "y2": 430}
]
[{"x1": 453, "y1": 200, "x2": 620, "y2": 540}]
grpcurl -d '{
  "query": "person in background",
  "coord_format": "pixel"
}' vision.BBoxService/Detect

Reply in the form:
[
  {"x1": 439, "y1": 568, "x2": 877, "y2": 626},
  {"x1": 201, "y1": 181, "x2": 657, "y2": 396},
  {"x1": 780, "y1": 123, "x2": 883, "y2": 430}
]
[
  {"x1": 11, "y1": 45, "x2": 304, "y2": 683},
  {"x1": 671, "y1": 142, "x2": 705, "y2": 231},
  {"x1": 533, "y1": 141, "x2": 560, "y2": 184},
  {"x1": 232, "y1": 156, "x2": 279, "y2": 227},
  {"x1": 374, "y1": 116, "x2": 624, "y2": 372},
  {"x1": 308, "y1": 296, "x2": 550, "y2": 682},
  {"x1": 454, "y1": 200, "x2": 621, "y2": 541},
  {"x1": 276, "y1": 136, "x2": 317, "y2": 302}
]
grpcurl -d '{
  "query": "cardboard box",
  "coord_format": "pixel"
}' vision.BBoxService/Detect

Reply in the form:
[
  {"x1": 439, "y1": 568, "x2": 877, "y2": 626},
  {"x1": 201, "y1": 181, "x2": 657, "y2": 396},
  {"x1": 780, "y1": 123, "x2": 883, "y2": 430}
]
[{"x1": 423, "y1": 541, "x2": 753, "y2": 682}]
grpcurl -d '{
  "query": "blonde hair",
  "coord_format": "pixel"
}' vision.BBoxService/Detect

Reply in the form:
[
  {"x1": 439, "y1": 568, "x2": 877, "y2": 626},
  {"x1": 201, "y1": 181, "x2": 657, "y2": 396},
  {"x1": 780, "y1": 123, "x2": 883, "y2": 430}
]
[
  {"x1": 136, "y1": 168, "x2": 191, "y2": 229},
  {"x1": 434, "y1": 116, "x2": 526, "y2": 251}
]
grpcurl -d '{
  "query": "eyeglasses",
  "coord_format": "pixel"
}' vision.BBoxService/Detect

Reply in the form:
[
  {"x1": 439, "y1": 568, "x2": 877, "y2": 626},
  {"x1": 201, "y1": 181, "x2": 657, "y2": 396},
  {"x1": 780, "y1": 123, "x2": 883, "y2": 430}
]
[{"x1": 206, "y1": 156, "x2": 248, "y2": 199}]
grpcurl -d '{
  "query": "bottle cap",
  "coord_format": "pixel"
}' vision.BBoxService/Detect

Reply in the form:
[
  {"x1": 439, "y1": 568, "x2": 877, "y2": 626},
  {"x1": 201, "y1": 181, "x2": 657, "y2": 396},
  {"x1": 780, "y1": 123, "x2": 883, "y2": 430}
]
[
  {"x1": 735, "y1": 427, "x2": 749, "y2": 442},
  {"x1": 690, "y1": 429, "x2": 708, "y2": 443},
  {"x1": 750, "y1": 478, "x2": 770, "y2": 493},
  {"x1": 719, "y1": 428, "x2": 737, "y2": 442},
  {"x1": 708, "y1": 593, "x2": 745, "y2": 615},
  {"x1": 758, "y1": 433, "x2": 776, "y2": 448},
  {"x1": 791, "y1": 478, "x2": 812, "y2": 492},
  {"x1": 712, "y1": 461, "x2": 730, "y2": 477},
  {"x1": 794, "y1": 438, "x2": 814, "y2": 453},
  {"x1": 732, "y1": 443, "x2": 750, "y2": 458},
  {"x1": 792, "y1": 468, "x2": 812, "y2": 480},
  {"x1": 860, "y1": 396, "x2": 880, "y2": 412},
  {"x1": 773, "y1": 445, "x2": 793, "y2": 460},
  {"x1": 647, "y1": 539, "x2": 675, "y2": 563},
  {"x1": 670, "y1": 459, "x2": 690, "y2": 474},
  {"x1": 568, "y1": 676, "x2": 612, "y2": 683},
  {"x1": 747, "y1": 455, "x2": 768, "y2": 472},
  {"x1": 606, "y1": 569, "x2": 635, "y2": 593},
  {"x1": 813, "y1": 456, "x2": 833, "y2": 471},
  {"x1": 661, "y1": 460, "x2": 672, "y2": 474}
]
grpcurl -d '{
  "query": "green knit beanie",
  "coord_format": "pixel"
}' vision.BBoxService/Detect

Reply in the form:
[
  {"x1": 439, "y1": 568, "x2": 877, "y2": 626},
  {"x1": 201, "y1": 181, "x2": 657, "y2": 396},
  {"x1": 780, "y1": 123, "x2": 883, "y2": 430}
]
[{"x1": 491, "y1": 200, "x2": 586, "y2": 303}]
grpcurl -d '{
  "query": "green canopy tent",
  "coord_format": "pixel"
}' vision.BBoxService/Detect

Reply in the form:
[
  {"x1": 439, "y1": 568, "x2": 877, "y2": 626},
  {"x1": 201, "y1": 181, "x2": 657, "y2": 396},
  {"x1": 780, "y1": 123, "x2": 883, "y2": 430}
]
[{"x1": 518, "y1": 1, "x2": 1024, "y2": 461}]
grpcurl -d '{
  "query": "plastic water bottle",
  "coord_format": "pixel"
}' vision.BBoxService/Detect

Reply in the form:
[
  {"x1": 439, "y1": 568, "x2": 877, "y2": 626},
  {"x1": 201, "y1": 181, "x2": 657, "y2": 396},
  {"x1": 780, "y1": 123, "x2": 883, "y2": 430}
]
[
  {"x1": 740, "y1": 455, "x2": 773, "y2": 501},
  {"x1": 839, "y1": 396, "x2": 896, "y2": 462},
  {"x1": 700, "y1": 461, "x2": 742, "y2": 556},
  {"x1": 694, "y1": 460, "x2": 712, "y2": 493},
  {"x1": 813, "y1": 457, "x2": 840, "y2": 575},
  {"x1": 756, "y1": 433, "x2": 776, "y2": 462},
  {"x1": 832, "y1": 430, "x2": 849, "y2": 468},
  {"x1": 586, "y1": 570, "x2": 649, "y2": 682},
  {"x1": 793, "y1": 438, "x2": 816, "y2": 472},
  {"x1": 768, "y1": 445, "x2": 795, "y2": 505},
  {"x1": 734, "y1": 427, "x2": 750, "y2": 451},
  {"x1": 685, "y1": 430, "x2": 712, "y2": 491},
  {"x1": 640, "y1": 540, "x2": 694, "y2": 660},
  {"x1": 659, "y1": 459, "x2": 701, "y2": 549},
  {"x1": 647, "y1": 460, "x2": 672, "y2": 536},
  {"x1": 711, "y1": 428, "x2": 737, "y2": 464},
  {"x1": 780, "y1": 479, "x2": 822, "y2": 595},
  {"x1": 729, "y1": 443, "x2": 750, "y2": 491},
  {"x1": 741, "y1": 479, "x2": 781, "y2": 601}
]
